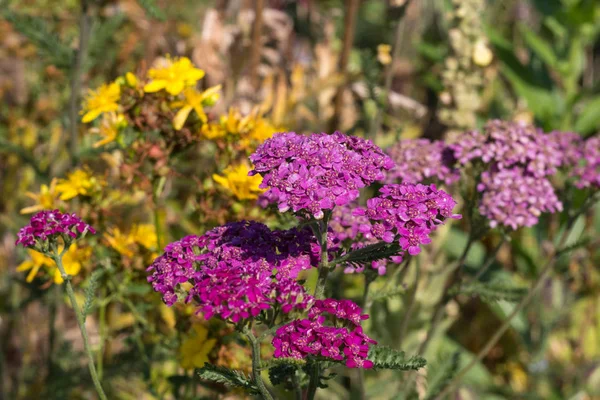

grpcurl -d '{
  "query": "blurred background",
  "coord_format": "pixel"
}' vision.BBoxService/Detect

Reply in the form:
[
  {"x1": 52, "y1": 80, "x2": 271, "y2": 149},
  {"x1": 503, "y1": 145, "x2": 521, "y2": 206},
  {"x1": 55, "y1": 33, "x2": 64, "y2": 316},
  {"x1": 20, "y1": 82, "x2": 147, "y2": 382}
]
[{"x1": 0, "y1": 0, "x2": 599, "y2": 399}]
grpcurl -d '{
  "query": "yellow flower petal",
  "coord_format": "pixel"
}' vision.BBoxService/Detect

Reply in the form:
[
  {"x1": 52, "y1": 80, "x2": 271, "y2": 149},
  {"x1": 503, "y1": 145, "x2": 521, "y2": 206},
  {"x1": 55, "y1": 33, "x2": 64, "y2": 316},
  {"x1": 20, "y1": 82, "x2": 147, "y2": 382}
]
[
  {"x1": 173, "y1": 106, "x2": 193, "y2": 130},
  {"x1": 143, "y1": 80, "x2": 166, "y2": 93}
]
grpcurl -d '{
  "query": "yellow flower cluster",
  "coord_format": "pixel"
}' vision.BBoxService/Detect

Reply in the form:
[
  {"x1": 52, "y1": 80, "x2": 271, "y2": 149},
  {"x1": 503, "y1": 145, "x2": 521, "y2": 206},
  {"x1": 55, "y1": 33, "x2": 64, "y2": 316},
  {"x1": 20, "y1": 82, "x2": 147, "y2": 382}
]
[
  {"x1": 201, "y1": 108, "x2": 280, "y2": 146},
  {"x1": 143, "y1": 56, "x2": 205, "y2": 96},
  {"x1": 17, "y1": 244, "x2": 90, "y2": 284},
  {"x1": 55, "y1": 168, "x2": 104, "y2": 201},
  {"x1": 81, "y1": 82, "x2": 121, "y2": 123},
  {"x1": 212, "y1": 163, "x2": 265, "y2": 201},
  {"x1": 104, "y1": 224, "x2": 157, "y2": 258}
]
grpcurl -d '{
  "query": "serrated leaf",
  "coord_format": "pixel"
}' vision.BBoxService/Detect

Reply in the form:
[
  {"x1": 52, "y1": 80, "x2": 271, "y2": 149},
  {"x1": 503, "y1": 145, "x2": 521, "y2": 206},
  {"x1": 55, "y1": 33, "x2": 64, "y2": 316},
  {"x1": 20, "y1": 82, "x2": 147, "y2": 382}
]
[
  {"x1": 367, "y1": 345, "x2": 426, "y2": 371},
  {"x1": 197, "y1": 364, "x2": 258, "y2": 394},
  {"x1": 82, "y1": 270, "x2": 102, "y2": 320},
  {"x1": 335, "y1": 242, "x2": 402, "y2": 267},
  {"x1": 452, "y1": 281, "x2": 527, "y2": 303}
]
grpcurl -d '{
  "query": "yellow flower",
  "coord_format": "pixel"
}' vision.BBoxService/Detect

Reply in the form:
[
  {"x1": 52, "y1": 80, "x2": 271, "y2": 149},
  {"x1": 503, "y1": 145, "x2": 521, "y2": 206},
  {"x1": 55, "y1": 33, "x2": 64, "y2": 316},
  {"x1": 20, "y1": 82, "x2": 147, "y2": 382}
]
[
  {"x1": 172, "y1": 85, "x2": 221, "y2": 130},
  {"x1": 200, "y1": 123, "x2": 227, "y2": 140},
  {"x1": 104, "y1": 227, "x2": 135, "y2": 258},
  {"x1": 81, "y1": 82, "x2": 121, "y2": 123},
  {"x1": 55, "y1": 169, "x2": 102, "y2": 201},
  {"x1": 179, "y1": 324, "x2": 217, "y2": 370},
  {"x1": 17, "y1": 244, "x2": 89, "y2": 284},
  {"x1": 213, "y1": 163, "x2": 265, "y2": 200},
  {"x1": 144, "y1": 57, "x2": 205, "y2": 96},
  {"x1": 130, "y1": 224, "x2": 157, "y2": 250},
  {"x1": 20, "y1": 179, "x2": 59, "y2": 214},
  {"x1": 125, "y1": 72, "x2": 138, "y2": 87},
  {"x1": 377, "y1": 44, "x2": 392, "y2": 65},
  {"x1": 92, "y1": 112, "x2": 127, "y2": 148},
  {"x1": 104, "y1": 224, "x2": 157, "y2": 257}
]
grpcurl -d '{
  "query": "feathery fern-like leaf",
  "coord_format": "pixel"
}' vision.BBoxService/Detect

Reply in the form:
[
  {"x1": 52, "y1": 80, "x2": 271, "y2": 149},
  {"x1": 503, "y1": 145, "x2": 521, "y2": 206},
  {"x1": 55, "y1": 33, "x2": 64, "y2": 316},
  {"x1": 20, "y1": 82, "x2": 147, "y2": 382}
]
[
  {"x1": 367, "y1": 345, "x2": 427, "y2": 371},
  {"x1": 197, "y1": 364, "x2": 259, "y2": 394},
  {"x1": 424, "y1": 352, "x2": 460, "y2": 400},
  {"x1": 452, "y1": 280, "x2": 527, "y2": 303},
  {"x1": 82, "y1": 269, "x2": 102, "y2": 320}
]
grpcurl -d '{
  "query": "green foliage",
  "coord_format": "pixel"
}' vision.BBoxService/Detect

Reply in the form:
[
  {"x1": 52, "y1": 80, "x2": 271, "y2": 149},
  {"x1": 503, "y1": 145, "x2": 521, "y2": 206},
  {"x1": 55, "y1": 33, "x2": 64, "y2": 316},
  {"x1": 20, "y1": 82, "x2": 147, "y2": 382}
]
[
  {"x1": 197, "y1": 364, "x2": 259, "y2": 394},
  {"x1": 268, "y1": 363, "x2": 297, "y2": 387},
  {"x1": 86, "y1": 14, "x2": 126, "y2": 72},
  {"x1": 367, "y1": 345, "x2": 426, "y2": 371},
  {"x1": 82, "y1": 269, "x2": 102, "y2": 320},
  {"x1": 424, "y1": 352, "x2": 460, "y2": 400},
  {"x1": 452, "y1": 280, "x2": 527, "y2": 303},
  {"x1": 137, "y1": 0, "x2": 166, "y2": 21},
  {"x1": 335, "y1": 242, "x2": 402, "y2": 268},
  {"x1": 369, "y1": 287, "x2": 406, "y2": 302},
  {"x1": 2, "y1": 9, "x2": 73, "y2": 70}
]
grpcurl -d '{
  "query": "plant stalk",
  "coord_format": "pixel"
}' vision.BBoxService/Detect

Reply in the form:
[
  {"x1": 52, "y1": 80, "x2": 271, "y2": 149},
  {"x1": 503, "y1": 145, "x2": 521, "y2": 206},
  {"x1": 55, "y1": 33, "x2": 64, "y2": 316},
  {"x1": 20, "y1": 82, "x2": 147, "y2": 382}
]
[
  {"x1": 244, "y1": 327, "x2": 274, "y2": 400},
  {"x1": 53, "y1": 254, "x2": 107, "y2": 400}
]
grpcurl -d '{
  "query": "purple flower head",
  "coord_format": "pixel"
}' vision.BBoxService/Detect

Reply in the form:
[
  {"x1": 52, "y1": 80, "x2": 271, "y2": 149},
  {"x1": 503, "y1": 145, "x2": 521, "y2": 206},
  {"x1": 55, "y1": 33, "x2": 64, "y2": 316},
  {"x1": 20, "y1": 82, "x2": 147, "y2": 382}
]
[
  {"x1": 450, "y1": 120, "x2": 562, "y2": 178},
  {"x1": 548, "y1": 131, "x2": 584, "y2": 168},
  {"x1": 355, "y1": 183, "x2": 460, "y2": 255},
  {"x1": 16, "y1": 210, "x2": 96, "y2": 249},
  {"x1": 573, "y1": 137, "x2": 600, "y2": 189},
  {"x1": 385, "y1": 139, "x2": 460, "y2": 185},
  {"x1": 272, "y1": 299, "x2": 376, "y2": 368},
  {"x1": 148, "y1": 221, "x2": 319, "y2": 322},
  {"x1": 477, "y1": 167, "x2": 563, "y2": 230},
  {"x1": 249, "y1": 132, "x2": 394, "y2": 219}
]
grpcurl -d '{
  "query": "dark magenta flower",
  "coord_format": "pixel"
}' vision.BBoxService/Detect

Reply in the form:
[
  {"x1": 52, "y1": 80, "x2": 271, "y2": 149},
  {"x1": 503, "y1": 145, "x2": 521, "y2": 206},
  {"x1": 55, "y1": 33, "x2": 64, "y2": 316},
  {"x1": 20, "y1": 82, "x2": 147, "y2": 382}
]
[
  {"x1": 147, "y1": 221, "x2": 319, "y2": 322},
  {"x1": 16, "y1": 209, "x2": 96, "y2": 248},
  {"x1": 249, "y1": 132, "x2": 394, "y2": 219},
  {"x1": 272, "y1": 299, "x2": 376, "y2": 368}
]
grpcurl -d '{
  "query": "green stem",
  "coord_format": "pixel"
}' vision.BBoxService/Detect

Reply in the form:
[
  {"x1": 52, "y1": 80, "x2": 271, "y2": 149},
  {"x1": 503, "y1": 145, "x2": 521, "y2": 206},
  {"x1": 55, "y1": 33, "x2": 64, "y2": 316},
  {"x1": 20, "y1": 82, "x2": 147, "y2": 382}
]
[
  {"x1": 47, "y1": 285, "x2": 60, "y2": 380},
  {"x1": 473, "y1": 236, "x2": 508, "y2": 281},
  {"x1": 291, "y1": 372, "x2": 302, "y2": 400},
  {"x1": 97, "y1": 289, "x2": 107, "y2": 381},
  {"x1": 53, "y1": 254, "x2": 107, "y2": 400},
  {"x1": 398, "y1": 262, "x2": 419, "y2": 348},
  {"x1": 243, "y1": 327, "x2": 273, "y2": 400},
  {"x1": 306, "y1": 362, "x2": 320, "y2": 400}
]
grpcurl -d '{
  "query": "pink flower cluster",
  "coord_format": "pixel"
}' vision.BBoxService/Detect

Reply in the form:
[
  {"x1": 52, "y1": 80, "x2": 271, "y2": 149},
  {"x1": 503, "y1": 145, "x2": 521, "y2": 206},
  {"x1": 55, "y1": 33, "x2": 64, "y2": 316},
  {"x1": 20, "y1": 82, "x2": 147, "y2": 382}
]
[
  {"x1": 16, "y1": 210, "x2": 96, "y2": 248},
  {"x1": 450, "y1": 121, "x2": 566, "y2": 230},
  {"x1": 147, "y1": 221, "x2": 318, "y2": 322},
  {"x1": 249, "y1": 131, "x2": 394, "y2": 219},
  {"x1": 477, "y1": 168, "x2": 563, "y2": 230},
  {"x1": 330, "y1": 204, "x2": 402, "y2": 275},
  {"x1": 354, "y1": 183, "x2": 460, "y2": 256},
  {"x1": 451, "y1": 120, "x2": 562, "y2": 178},
  {"x1": 574, "y1": 136, "x2": 600, "y2": 189},
  {"x1": 385, "y1": 138, "x2": 459, "y2": 185},
  {"x1": 272, "y1": 299, "x2": 376, "y2": 368}
]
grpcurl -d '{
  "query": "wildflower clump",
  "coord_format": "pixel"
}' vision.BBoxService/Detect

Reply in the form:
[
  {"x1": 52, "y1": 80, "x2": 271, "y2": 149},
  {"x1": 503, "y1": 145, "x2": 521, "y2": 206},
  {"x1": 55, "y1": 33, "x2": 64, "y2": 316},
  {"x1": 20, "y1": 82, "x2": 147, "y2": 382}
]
[
  {"x1": 143, "y1": 56, "x2": 205, "y2": 95},
  {"x1": 273, "y1": 299, "x2": 376, "y2": 368},
  {"x1": 250, "y1": 131, "x2": 394, "y2": 219},
  {"x1": 81, "y1": 82, "x2": 121, "y2": 123},
  {"x1": 355, "y1": 183, "x2": 461, "y2": 256}
]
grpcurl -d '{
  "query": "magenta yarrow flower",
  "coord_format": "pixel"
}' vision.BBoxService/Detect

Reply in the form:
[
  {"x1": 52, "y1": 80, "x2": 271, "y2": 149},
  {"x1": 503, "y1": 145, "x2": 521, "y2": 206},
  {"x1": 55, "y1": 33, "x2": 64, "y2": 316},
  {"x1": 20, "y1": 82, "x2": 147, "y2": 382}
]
[
  {"x1": 385, "y1": 139, "x2": 459, "y2": 185},
  {"x1": 573, "y1": 137, "x2": 600, "y2": 189},
  {"x1": 16, "y1": 209, "x2": 96, "y2": 248},
  {"x1": 354, "y1": 183, "x2": 460, "y2": 256},
  {"x1": 477, "y1": 167, "x2": 563, "y2": 230},
  {"x1": 272, "y1": 299, "x2": 376, "y2": 368},
  {"x1": 548, "y1": 131, "x2": 584, "y2": 168},
  {"x1": 147, "y1": 221, "x2": 318, "y2": 322},
  {"x1": 249, "y1": 131, "x2": 394, "y2": 219}
]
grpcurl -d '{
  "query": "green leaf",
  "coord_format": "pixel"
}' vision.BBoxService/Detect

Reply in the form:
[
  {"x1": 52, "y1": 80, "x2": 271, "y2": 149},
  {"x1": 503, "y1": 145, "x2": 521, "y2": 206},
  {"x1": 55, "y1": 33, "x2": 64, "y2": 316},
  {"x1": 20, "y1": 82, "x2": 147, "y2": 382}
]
[
  {"x1": 451, "y1": 280, "x2": 527, "y2": 303},
  {"x1": 2, "y1": 10, "x2": 73, "y2": 70},
  {"x1": 519, "y1": 24, "x2": 558, "y2": 68},
  {"x1": 268, "y1": 363, "x2": 297, "y2": 387},
  {"x1": 334, "y1": 242, "x2": 402, "y2": 267},
  {"x1": 197, "y1": 364, "x2": 258, "y2": 394},
  {"x1": 424, "y1": 352, "x2": 461, "y2": 400},
  {"x1": 138, "y1": 0, "x2": 166, "y2": 21},
  {"x1": 575, "y1": 96, "x2": 600, "y2": 134},
  {"x1": 367, "y1": 345, "x2": 426, "y2": 371},
  {"x1": 82, "y1": 270, "x2": 103, "y2": 320}
]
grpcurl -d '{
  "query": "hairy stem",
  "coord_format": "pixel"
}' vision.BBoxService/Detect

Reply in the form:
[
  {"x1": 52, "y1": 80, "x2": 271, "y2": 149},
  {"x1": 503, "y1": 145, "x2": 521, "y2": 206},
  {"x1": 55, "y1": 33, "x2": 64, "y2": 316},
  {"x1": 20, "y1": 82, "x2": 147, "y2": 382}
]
[
  {"x1": 306, "y1": 362, "x2": 320, "y2": 400},
  {"x1": 53, "y1": 254, "x2": 107, "y2": 400},
  {"x1": 69, "y1": 0, "x2": 91, "y2": 162},
  {"x1": 243, "y1": 327, "x2": 273, "y2": 400},
  {"x1": 398, "y1": 262, "x2": 419, "y2": 348}
]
